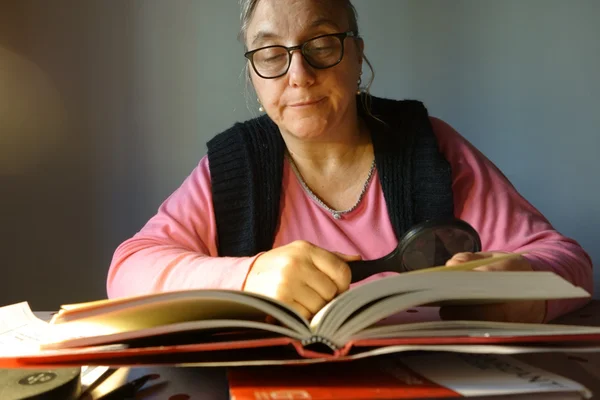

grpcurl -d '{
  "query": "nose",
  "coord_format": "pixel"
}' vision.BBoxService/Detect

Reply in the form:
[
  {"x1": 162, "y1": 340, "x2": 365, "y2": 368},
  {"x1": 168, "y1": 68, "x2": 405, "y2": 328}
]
[{"x1": 287, "y1": 50, "x2": 316, "y2": 88}]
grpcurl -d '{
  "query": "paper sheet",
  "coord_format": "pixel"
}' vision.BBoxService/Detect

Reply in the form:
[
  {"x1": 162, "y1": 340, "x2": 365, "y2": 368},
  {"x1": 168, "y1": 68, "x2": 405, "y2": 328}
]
[
  {"x1": 0, "y1": 302, "x2": 57, "y2": 353},
  {"x1": 400, "y1": 353, "x2": 592, "y2": 399},
  {"x1": 0, "y1": 302, "x2": 110, "y2": 390}
]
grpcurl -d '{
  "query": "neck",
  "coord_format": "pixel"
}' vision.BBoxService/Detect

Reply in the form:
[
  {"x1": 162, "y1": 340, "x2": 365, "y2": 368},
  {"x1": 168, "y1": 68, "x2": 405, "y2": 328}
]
[{"x1": 282, "y1": 114, "x2": 372, "y2": 177}]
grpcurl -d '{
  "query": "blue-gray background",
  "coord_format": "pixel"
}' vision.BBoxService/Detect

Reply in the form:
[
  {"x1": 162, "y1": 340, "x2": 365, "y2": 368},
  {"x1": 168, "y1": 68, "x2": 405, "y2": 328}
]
[{"x1": 1, "y1": 1, "x2": 597, "y2": 309}]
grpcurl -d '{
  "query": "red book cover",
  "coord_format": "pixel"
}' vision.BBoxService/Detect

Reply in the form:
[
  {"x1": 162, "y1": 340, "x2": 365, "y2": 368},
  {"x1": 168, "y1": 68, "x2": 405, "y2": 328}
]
[{"x1": 227, "y1": 356, "x2": 460, "y2": 400}]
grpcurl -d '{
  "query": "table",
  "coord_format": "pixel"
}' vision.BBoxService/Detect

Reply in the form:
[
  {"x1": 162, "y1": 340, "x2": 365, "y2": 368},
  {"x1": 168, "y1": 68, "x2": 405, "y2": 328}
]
[{"x1": 78, "y1": 300, "x2": 600, "y2": 400}]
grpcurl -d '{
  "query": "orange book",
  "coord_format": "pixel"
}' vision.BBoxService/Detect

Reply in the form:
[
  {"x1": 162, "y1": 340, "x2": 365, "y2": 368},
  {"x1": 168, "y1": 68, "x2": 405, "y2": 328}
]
[
  {"x1": 228, "y1": 358, "x2": 458, "y2": 399},
  {"x1": 227, "y1": 353, "x2": 591, "y2": 400}
]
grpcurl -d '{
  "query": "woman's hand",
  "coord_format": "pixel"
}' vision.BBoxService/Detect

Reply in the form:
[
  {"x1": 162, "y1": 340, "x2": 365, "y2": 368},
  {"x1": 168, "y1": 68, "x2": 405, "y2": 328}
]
[
  {"x1": 243, "y1": 241, "x2": 358, "y2": 320},
  {"x1": 439, "y1": 252, "x2": 547, "y2": 323}
]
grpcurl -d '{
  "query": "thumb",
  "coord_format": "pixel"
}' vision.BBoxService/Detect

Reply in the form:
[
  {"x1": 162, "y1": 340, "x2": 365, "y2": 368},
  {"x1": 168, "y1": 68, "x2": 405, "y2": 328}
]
[{"x1": 333, "y1": 251, "x2": 362, "y2": 262}]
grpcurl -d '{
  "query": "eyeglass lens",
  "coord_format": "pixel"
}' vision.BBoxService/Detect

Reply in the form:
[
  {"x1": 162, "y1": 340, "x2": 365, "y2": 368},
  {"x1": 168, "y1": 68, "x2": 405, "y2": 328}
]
[{"x1": 252, "y1": 35, "x2": 343, "y2": 78}]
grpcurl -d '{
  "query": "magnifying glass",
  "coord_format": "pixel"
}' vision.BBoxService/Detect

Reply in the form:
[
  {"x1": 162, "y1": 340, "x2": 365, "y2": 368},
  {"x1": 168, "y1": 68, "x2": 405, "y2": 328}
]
[{"x1": 348, "y1": 217, "x2": 481, "y2": 283}]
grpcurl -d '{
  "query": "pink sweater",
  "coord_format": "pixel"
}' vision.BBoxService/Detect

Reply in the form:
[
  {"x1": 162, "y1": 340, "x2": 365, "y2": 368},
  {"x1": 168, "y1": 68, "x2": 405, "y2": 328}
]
[{"x1": 107, "y1": 117, "x2": 593, "y2": 322}]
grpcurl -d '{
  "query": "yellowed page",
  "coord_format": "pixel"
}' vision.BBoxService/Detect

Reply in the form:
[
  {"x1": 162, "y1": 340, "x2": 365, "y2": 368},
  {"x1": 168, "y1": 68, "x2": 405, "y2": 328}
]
[
  {"x1": 405, "y1": 252, "x2": 526, "y2": 274},
  {"x1": 310, "y1": 252, "x2": 527, "y2": 330}
]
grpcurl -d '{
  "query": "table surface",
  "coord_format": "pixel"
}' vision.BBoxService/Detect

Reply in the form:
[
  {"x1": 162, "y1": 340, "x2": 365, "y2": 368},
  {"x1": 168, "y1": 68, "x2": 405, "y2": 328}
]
[{"x1": 73, "y1": 300, "x2": 600, "y2": 400}]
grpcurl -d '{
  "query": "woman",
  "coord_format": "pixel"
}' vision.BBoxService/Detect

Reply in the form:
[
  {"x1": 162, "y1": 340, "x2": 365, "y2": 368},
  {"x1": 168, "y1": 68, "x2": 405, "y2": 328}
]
[{"x1": 106, "y1": 0, "x2": 592, "y2": 323}]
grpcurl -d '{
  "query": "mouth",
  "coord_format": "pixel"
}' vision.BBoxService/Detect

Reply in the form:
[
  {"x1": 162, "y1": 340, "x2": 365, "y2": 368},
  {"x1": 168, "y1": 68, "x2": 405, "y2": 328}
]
[{"x1": 288, "y1": 97, "x2": 325, "y2": 107}]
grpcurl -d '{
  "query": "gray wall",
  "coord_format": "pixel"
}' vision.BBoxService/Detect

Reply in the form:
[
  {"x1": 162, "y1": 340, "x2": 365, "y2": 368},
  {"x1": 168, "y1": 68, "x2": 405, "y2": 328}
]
[{"x1": 1, "y1": 1, "x2": 598, "y2": 310}]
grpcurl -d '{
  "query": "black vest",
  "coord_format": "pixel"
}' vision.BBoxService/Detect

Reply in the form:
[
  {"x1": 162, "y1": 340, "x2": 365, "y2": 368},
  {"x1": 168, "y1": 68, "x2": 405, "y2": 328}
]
[{"x1": 206, "y1": 95, "x2": 454, "y2": 257}]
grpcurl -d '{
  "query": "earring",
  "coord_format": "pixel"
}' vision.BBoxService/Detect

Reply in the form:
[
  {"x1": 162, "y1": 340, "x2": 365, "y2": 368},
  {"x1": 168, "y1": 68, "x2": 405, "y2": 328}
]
[
  {"x1": 257, "y1": 98, "x2": 264, "y2": 112},
  {"x1": 356, "y1": 71, "x2": 363, "y2": 95}
]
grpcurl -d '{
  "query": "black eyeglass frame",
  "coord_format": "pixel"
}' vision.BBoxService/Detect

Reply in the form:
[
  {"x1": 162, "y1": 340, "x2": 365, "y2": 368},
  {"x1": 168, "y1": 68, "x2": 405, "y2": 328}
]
[{"x1": 244, "y1": 31, "x2": 358, "y2": 79}]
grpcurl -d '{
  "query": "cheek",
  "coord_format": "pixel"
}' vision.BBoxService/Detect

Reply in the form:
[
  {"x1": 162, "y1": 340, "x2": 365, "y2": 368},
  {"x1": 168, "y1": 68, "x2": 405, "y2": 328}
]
[
  {"x1": 253, "y1": 80, "x2": 270, "y2": 104},
  {"x1": 253, "y1": 80, "x2": 286, "y2": 121},
  {"x1": 330, "y1": 70, "x2": 360, "y2": 97},
  {"x1": 256, "y1": 82, "x2": 284, "y2": 108},
  {"x1": 332, "y1": 61, "x2": 362, "y2": 93}
]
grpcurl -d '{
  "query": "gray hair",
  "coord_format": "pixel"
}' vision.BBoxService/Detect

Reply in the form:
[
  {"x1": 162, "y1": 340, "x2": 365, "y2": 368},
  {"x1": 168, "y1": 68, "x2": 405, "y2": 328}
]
[
  {"x1": 238, "y1": 0, "x2": 376, "y2": 108},
  {"x1": 239, "y1": 0, "x2": 360, "y2": 44}
]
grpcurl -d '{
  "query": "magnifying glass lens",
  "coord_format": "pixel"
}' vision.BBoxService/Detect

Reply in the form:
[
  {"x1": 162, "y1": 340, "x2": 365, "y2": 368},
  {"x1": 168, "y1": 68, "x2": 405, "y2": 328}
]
[
  {"x1": 347, "y1": 217, "x2": 482, "y2": 282},
  {"x1": 400, "y1": 226, "x2": 479, "y2": 271}
]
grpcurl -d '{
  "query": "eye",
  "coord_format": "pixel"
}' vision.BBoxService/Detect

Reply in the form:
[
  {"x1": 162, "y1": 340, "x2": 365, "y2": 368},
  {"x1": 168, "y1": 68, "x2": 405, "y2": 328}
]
[
  {"x1": 255, "y1": 47, "x2": 287, "y2": 64},
  {"x1": 312, "y1": 46, "x2": 335, "y2": 53},
  {"x1": 305, "y1": 36, "x2": 339, "y2": 56}
]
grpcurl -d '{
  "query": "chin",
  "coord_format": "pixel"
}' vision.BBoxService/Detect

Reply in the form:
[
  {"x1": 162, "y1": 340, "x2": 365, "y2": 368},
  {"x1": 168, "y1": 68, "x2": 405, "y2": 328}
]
[
  {"x1": 284, "y1": 116, "x2": 331, "y2": 140},
  {"x1": 279, "y1": 104, "x2": 336, "y2": 139}
]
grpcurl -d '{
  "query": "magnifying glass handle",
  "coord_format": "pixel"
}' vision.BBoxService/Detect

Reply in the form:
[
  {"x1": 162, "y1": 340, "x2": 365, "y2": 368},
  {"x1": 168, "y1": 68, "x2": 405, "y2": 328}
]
[
  {"x1": 347, "y1": 248, "x2": 405, "y2": 283},
  {"x1": 347, "y1": 259, "x2": 376, "y2": 283}
]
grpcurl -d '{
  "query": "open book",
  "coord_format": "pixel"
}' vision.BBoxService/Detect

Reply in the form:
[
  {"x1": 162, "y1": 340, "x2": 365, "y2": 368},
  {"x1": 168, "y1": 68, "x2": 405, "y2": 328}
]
[{"x1": 3, "y1": 254, "x2": 600, "y2": 368}]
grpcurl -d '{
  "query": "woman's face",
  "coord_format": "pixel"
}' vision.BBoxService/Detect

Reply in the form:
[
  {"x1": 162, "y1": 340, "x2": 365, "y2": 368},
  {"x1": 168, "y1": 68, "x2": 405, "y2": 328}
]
[{"x1": 245, "y1": 0, "x2": 364, "y2": 140}]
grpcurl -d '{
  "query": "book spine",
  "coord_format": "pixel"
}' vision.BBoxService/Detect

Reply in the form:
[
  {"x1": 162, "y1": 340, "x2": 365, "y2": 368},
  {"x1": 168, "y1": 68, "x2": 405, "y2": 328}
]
[{"x1": 300, "y1": 336, "x2": 338, "y2": 352}]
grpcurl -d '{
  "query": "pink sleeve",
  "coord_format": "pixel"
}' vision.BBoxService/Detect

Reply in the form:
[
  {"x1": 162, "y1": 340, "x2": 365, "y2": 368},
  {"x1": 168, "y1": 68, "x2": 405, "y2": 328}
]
[
  {"x1": 431, "y1": 117, "x2": 593, "y2": 322},
  {"x1": 106, "y1": 156, "x2": 258, "y2": 298}
]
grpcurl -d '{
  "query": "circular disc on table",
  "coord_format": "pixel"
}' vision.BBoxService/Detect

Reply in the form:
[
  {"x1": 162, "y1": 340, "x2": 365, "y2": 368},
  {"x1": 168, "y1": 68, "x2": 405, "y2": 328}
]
[{"x1": 0, "y1": 367, "x2": 80, "y2": 400}]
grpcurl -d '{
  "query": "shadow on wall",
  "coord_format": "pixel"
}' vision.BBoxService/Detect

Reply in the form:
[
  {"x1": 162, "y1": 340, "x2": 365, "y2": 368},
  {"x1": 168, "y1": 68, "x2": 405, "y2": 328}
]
[
  {"x1": 0, "y1": 43, "x2": 99, "y2": 310},
  {"x1": 0, "y1": 46, "x2": 68, "y2": 175},
  {"x1": 1, "y1": 1, "x2": 149, "y2": 310}
]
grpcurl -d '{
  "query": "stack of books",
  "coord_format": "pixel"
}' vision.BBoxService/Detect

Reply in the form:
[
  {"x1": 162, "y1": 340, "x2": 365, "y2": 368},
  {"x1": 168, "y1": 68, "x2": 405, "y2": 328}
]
[{"x1": 1, "y1": 254, "x2": 599, "y2": 398}]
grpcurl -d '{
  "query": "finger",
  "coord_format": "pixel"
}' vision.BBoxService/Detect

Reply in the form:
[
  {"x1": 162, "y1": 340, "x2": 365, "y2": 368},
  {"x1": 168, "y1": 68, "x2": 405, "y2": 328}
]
[
  {"x1": 439, "y1": 304, "x2": 508, "y2": 322},
  {"x1": 445, "y1": 251, "x2": 513, "y2": 269},
  {"x1": 290, "y1": 300, "x2": 313, "y2": 320},
  {"x1": 473, "y1": 254, "x2": 531, "y2": 272},
  {"x1": 445, "y1": 252, "x2": 482, "y2": 266},
  {"x1": 301, "y1": 267, "x2": 339, "y2": 302},
  {"x1": 292, "y1": 283, "x2": 328, "y2": 315},
  {"x1": 308, "y1": 247, "x2": 352, "y2": 293},
  {"x1": 474, "y1": 262, "x2": 511, "y2": 272},
  {"x1": 332, "y1": 251, "x2": 362, "y2": 262}
]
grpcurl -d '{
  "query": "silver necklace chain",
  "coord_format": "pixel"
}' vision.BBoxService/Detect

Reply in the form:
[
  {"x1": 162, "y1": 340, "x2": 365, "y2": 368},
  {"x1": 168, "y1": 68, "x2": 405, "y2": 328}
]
[{"x1": 285, "y1": 152, "x2": 376, "y2": 220}]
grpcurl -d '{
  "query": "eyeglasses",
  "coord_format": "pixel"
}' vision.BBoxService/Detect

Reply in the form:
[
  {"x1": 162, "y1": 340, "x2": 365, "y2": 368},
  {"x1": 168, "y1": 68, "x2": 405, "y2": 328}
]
[{"x1": 244, "y1": 31, "x2": 358, "y2": 79}]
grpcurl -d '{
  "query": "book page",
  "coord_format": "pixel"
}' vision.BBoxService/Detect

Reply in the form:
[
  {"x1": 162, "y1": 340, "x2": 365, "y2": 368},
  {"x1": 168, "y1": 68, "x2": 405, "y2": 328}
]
[
  {"x1": 331, "y1": 279, "x2": 590, "y2": 345},
  {"x1": 352, "y1": 320, "x2": 600, "y2": 342},
  {"x1": 310, "y1": 253, "x2": 532, "y2": 331},
  {"x1": 50, "y1": 291, "x2": 311, "y2": 343},
  {"x1": 314, "y1": 270, "x2": 589, "y2": 342},
  {"x1": 404, "y1": 252, "x2": 525, "y2": 274},
  {"x1": 42, "y1": 319, "x2": 305, "y2": 351}
]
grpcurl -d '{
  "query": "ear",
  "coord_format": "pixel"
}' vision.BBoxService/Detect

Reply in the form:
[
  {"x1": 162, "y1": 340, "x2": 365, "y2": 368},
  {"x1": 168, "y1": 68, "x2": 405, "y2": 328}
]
[
  {"x1": 356, "y1": 37, "x2": 365, "y2": 66},
  {"x1": 246, "y1": 65, "x2": 257, "y2": 93}
]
